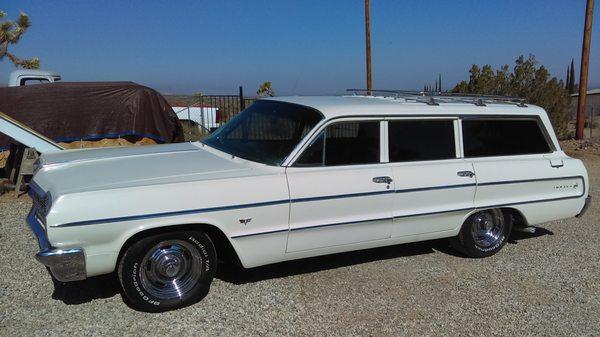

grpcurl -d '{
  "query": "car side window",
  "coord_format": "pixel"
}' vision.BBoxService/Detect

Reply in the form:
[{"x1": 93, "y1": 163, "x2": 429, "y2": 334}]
[
  {"x1": 462, "y1": 119, "x2": 552, "y2": 157},
  {"x1": 295, "y1": 121, "x2": 380, "y2": 166},
  {"x1": 388, "y1": 120, "x2": 456, "y2": 162}
]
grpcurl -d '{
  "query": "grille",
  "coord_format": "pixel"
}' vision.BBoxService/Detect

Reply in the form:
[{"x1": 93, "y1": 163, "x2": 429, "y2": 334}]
[{"x1": 31, "y1": 189, "x2": 49, "y2": 221}]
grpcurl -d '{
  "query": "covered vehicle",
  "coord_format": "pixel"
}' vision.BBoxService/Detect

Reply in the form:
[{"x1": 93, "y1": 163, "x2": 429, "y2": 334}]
[{"x1": 0, "y1": 82, "x2": 184, "y2": 150}]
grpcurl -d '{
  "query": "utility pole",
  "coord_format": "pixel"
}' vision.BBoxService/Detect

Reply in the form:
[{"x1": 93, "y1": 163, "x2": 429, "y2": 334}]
[
  {"x1": 576, "y1": 0, "x2": 595, "y2": 139},
  {"x1": 365, "y1": 0, "x2": 372, "y2": 95}
]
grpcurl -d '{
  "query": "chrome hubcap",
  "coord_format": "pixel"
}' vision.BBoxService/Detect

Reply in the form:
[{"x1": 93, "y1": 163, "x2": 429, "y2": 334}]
[
  {"x1": 470, "y1": 210, "x2": 504, "y2": 248},
  {"x1": 139, "y1": 240, "x2": 202, "y2": 300}
]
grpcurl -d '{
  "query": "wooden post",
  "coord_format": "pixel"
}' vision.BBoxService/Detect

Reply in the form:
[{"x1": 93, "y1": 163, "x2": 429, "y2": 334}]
[
  {"x1": 365, "y1": 0, "x2": 372, "y2": 95},
  {"x1": 576, "y1": 0, "x2": 595, "y2": 140}
]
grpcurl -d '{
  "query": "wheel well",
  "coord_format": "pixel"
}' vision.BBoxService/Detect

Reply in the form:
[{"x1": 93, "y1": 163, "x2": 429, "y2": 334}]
[
  {"x1": 117, "y1": 224, "x2": 242, "y2": 268},
  {"x1": 463, "y1": 207, "x2": 528, "y2": 228},
  {"x1": 499, "y1": 207, "x2": 528, "y2": 227}
]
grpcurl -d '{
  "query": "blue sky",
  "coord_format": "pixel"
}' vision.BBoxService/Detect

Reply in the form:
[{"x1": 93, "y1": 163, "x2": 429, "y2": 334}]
[{"x1": 1, "y1": 0, "x2": 599, "y2": 95}]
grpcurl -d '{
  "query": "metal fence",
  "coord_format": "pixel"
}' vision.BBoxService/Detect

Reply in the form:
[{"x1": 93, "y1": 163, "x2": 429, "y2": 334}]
[{"x1": 171, "y1": 86, "x2": 256, "y2": 141}]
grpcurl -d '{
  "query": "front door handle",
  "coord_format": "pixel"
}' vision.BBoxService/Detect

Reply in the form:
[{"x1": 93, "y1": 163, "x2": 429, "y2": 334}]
[
  {"x1": 373, "y1": 176, "x2": 393, "y2": 184},
  {"x1": 457, "y1": 171, "x2": 475, "y2": 178}
]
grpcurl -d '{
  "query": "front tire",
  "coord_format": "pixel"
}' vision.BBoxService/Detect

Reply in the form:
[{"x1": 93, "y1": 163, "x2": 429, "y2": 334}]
[
  {"x1": 451, "y1": 209, "x2": 512, "y2": 258},
  {"x1": 118, "y1": 231, "x2": 216, "y2": 312}
]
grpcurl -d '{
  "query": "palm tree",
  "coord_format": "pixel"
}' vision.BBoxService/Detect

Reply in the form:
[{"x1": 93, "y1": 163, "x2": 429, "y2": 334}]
[{"x1": 0, "y1": 10, "x2": 39, "y2": 69}]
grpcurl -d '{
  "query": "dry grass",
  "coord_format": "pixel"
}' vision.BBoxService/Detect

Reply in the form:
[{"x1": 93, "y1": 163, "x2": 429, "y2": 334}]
[
  {"x1": 0, "y1": 151, "x2": 9, "y2": 168},
  {"x1": 57, "y1": 137, "x2": 158, "y2": 150},
  {"x1": 181, "y1": 120, "x2": 209, "y2": 142}
]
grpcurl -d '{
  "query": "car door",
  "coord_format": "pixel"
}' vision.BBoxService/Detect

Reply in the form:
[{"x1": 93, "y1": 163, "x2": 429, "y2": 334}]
[
  {"x1": 462, "y1": 118, "x2": 586, "y2": 223},
  {"x1": 386, "y1": 118, "x2": 477, "y2": 237},
  {"x1": 285, "y1": 119, "x2": 395, "y2": 253}
]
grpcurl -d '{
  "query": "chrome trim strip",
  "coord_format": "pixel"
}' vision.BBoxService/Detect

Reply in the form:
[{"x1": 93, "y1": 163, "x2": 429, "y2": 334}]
[
  {"x1": 394, "y1": 183, "x2": 475, "y2": 194},
  {"x1": 393, "y1": 207, "x2": 473, "y2": 219},
  {"x1": 53, "y1": 175, "x2": 585, "y2": 228},
  {"x1": 232, "y1": 192, "x2": 587, "y2": 239},
  {"x1": 231, "y1": 217, "x2": 393, "y2": 239},
  {"x1": 230, "y1": 228, "x2": 289, "y2": 239},
  {"x1": 52, "y1": 199, "x2": 290, "y2": 228},
  {"x1": 291, "y1": 216, "x2": 393, "y2": 232},
  {"x1": 292, "y1": 190, "x2": 394, "y2": 203},
  {"x1": 480, "y1": 194, "x2": 586, "y2": 209},
  {"x1": 477, "y1": 175, "x2": 584, "y2": 187}
]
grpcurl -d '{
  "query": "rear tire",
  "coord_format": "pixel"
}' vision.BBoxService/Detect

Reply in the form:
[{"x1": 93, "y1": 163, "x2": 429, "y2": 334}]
[
  {"x1": 451, "y1": 209, "x2": 512, "y2": 258},
  {"x1": 118, "y1": 230, "x2": 216, "y2": 312}
]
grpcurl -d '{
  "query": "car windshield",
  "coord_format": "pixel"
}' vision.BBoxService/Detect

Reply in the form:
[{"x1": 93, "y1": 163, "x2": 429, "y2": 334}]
[{"x1": 202, "y1": 100, "x2": 323, "y2": 165}]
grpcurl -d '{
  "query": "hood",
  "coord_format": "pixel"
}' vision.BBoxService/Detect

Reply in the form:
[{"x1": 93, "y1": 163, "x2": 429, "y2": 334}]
[
  {"x1": 33, "y1": 142, "x2": 264, "y2": 195},
  {"x1": 0, "y1": 112, "x2": 63, "y2": 153}
]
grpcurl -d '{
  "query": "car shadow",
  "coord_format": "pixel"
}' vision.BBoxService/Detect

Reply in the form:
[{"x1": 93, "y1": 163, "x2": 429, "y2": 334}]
[
  {"x1": 218, "y1": 239, "x2": 448, "y2": 285},
  {"x1": 218, "y1": 226, "x2": 554, "y2": 285},
  {"x1": 49, "y1": 226, "x2": 554, "y2": 304},
  {"x1": 507, "y1": 226, "x2": 554, "y2": 244},
  {"x1": 51, "y1": 272, "x2": 121, "y2": 305}
]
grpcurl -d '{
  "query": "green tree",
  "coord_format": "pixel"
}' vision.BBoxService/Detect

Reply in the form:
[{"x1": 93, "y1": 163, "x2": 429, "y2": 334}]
[
  {"x1": 568, "y1": 58, "x2": 576, "y2": 94},
  {"x1": 452, "y1": 55, "x2": 570, "y2": 139},
  {"x1": 257, "y1": 81, "x2": 275, "y2": 97},
  {"x1": 566, "y1": 63, "x2": 571, "y2": 92},
  {"x1": 0, "y1": 10, "x2": 39, "y2": 69}
]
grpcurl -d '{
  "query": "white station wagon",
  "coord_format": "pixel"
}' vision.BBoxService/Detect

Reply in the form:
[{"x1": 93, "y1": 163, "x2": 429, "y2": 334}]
[{"x1": 26, "y1": 93, "x2": 591, "y2": 312}]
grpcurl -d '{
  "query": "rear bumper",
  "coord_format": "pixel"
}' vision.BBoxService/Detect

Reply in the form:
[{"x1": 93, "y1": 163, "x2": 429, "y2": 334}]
[
  {"x1": 26, "y1": 207, "x2": 86, "y2": 282},
  {"x1": 576, "y1": 195, "x2": 592, "y2": 218}
]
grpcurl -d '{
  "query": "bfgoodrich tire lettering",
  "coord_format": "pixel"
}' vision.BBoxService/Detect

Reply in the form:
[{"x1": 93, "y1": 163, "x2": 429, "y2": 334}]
[{"x1": 118, "y1": 231, "x2": 216, "y2": 312}]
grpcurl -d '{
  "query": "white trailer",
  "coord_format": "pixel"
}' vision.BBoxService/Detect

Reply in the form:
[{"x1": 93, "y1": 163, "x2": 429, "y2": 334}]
[{"x1": 172, "y1": 106, "x2": 219, "y2": 131}]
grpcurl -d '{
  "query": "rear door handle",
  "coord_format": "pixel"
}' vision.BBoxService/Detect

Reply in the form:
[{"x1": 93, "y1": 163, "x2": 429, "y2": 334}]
[
  {"x1": 457, "y1": 171, "x2": 475, "y2": 178},
  {"x1": 372, "y1": 176, "x2": 393, "y2": 184}
]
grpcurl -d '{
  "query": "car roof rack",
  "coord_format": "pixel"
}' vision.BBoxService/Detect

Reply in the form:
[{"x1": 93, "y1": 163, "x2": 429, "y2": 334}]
[{"x1": 346, "y1": 89, "x2": 528, "y2": 107}]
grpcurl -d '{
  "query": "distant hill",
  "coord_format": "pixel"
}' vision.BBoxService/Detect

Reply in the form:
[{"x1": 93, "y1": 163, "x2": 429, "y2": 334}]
[{"x1": 163, "y1": 94, "x2": 197, "y2": 107}]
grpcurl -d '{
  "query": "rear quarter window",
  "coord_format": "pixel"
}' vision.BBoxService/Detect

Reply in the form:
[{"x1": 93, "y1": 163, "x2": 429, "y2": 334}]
[{"x1": 462, "y1": 119, "x2": 552, "y2": 157}]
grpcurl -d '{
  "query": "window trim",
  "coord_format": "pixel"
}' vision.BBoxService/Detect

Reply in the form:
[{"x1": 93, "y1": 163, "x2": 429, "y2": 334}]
[
  {"x1": 287, "y1": 117, "x2": 385, "y2": 167},
  {"x1": 460, "y1": 116, "x2": 555, "y2": 158},
  {"x1": 284, "y1": 114, "x2": 557, "y2": 166},
  {"x1": 454, "y1": 119, "x2": 464, "y2": 158},
  {"x1": 380, "y1": 121, "x2": 389, "y2": 163}
]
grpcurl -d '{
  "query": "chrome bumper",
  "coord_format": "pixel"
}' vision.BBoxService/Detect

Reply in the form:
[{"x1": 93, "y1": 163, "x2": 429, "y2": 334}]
[
  {"x1": 26, "y1": 208, "x2": 86, "y2": 282},
  {"x1": 576, "y1": 195, "x2": 592, "y2": 218}
]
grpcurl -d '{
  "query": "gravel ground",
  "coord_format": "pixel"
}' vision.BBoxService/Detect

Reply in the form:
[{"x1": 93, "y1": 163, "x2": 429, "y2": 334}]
[{"x1": 0, "y1": 154, "x2": 598, "y2": 337}]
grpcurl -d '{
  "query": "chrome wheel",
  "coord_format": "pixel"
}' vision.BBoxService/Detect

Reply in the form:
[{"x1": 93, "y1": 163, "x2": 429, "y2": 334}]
[
  {"x1": 139, "y1": 240, "x2": 203, "y2": 300},
  {"x1": 470, "y1": 209, "x2": 505, "y2": 249}
]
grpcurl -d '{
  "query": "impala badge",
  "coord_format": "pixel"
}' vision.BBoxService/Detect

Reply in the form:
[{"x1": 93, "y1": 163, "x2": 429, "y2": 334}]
[{"x1": 239, "y1": 218, "x2": 252, "y2": 225}]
